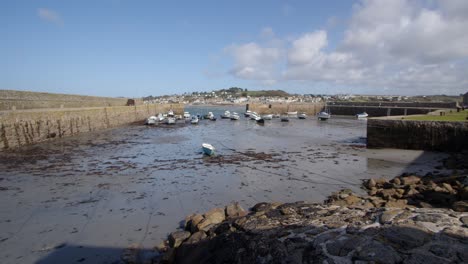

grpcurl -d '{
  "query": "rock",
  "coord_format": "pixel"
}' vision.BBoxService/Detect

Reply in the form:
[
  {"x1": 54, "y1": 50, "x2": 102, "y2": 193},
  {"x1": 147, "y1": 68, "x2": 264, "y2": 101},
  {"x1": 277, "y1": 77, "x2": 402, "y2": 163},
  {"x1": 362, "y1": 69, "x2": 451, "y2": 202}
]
[
  {"x1": 442, "y1": 183, "x2": 454, "y2": 193},
  {"x1": 380, "y1": 225, "x2": 431, "y2": 249},
  {"x1": 365, "y1": 178, "x2": 376, "y2": 189},
  {"x1": 169, "y1": 231, "x2": 191, "y2": 248},
  {"x1": 392, "y1": 178, "x2": 401, "y2": 185},
  {"x1": 380, "y1": 210, "x2": 402, "y2": 224},
  {"x1": 188, "y1": 214, "x2": 204, "y2": 233},
  {"x1": 326, "y1": 235, "x2": 365, "y2": 256},
  {"x1": 203, "y1": 208, "x2": 225, "y2": 224},
  {"x1": 375, "y1": 178, "x2": 388, "y2": 187},
  {"x1": 401, "y1": 176, "x2": 421, "y2": 185},
  {"x1": 460, "y1": 216, "x2": 468, "y2": 225},
  {"x1": 404, "y1": 253, "x2": 452, "y2": 264},
  {"x1": 452, "y1": 200, "x2": 468, "y2": 212},
  {"x1": 344, "y1": 194, "x2": 361, "y2": 205},
  {"x1": 368, "y1": 187, "x2": 378, "y2": 196},
  {"x1": 280, "y1": 207, "x2": 296, "y2": 215},
  {"x1": 354, "y1": 239, "x2": 402, "y2": 264},
  {"x1": 225, "y1": 202, "x2": 247, "y2": 218},
  {"x1": 184, "y1": 231, "x2": 207, "y2": 244},
  {"x1": 385, "y1": 199, "x2": 408, "y2": 208},
  {"x1": 459, "y1": 186, "x2": 468, "y2": 200},
  {"x1": 378, "y1": 189, "x2": 397, "y2": 200}
]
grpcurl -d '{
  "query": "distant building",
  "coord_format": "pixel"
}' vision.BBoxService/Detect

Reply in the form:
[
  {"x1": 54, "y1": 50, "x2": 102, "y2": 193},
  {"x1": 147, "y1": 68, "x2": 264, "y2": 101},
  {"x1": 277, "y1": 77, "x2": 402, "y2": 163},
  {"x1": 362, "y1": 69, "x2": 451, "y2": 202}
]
[{"x1": 464, "y1": 92, "x2": 468, "y2": 107}]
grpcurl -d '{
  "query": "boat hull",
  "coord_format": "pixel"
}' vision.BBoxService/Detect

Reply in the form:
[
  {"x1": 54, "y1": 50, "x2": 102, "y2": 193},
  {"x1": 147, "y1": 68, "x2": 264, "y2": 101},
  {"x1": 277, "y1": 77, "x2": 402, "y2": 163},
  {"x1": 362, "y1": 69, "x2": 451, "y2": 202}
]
[{"x1": 202, "y1": 144, "x2": 215, "y2": 156}]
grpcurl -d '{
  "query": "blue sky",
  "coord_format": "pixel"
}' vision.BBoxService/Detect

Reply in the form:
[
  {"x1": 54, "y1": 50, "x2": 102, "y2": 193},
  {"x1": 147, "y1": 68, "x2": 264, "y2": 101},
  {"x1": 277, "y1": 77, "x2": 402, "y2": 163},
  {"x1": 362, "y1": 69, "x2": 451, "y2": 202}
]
[{"x1": 1, "y1": 0, "x2": 467, "y2": 97}]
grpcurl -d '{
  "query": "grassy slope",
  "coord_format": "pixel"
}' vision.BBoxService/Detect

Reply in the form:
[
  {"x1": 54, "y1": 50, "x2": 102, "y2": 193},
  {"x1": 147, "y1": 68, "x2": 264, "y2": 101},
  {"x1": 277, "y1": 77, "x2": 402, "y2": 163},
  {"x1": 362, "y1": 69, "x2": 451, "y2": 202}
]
[{"x1": 402, "y1": 110, "x2": 468, "y2": 121}]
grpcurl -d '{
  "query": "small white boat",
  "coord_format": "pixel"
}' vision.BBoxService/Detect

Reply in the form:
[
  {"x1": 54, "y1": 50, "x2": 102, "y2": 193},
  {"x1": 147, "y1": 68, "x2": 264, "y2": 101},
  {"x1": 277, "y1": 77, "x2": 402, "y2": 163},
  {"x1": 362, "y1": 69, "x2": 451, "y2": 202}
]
[
  {"x1": 255, "y1": 116, "x2": 265, "y2": 124},
  {"x1": 145, "y1": 116, "x2": 158, "y2": 125},
  {"x1": 202, "y1": 143, "x2": 215, "y2": 156},
  {"x1": 221, "y1": 110, "x2": 231, "y2": 119},
  {"x1": 157, "y1": 113, "x2": 165, "y2": 122},
  {"x1": 230, "y1": 112, "x2": 240, "y2": 120},
  {"x1": 298, "y1": 113, "x2": 307, "y2": 119},
  {"x1": 167, "y1": 110, "x2": 174, "y2": 117},
  {"x1": 250, "y1": 112, "x2": 259, "y2": 120},
  {"x1": 356, "y1": 112, "x2": 369, "y2": 118},
  {"x1": 206, "y1": 112, "x2": 214, "y2": 119},
  {"x1": 244, "y1": 110, "x2": 252, "y2": 117},
  {"x1": 281, "y1": 116, "x2": 289, "y2": 122},
  {"x1": 286, "y1": 111, "x2": 298, "y2": 115},
  {"x1": 262, "y1": 114, "x2": 273, "y2": 120},
  {"x1": 272, "y1": 114, "x2": 280, "y2": 118},
  {"x1": 183, "y1": 112, "x2": 191, "y2": 119},
  {"x1": 317, "y1": 111, "x2": 331, "y2": 121},
  {"x1": 191, "y1": 116, "x2": 199, "y2": 124},
  {"x1": 166, "y1": 117, "x2": 176, "y2": 125}
]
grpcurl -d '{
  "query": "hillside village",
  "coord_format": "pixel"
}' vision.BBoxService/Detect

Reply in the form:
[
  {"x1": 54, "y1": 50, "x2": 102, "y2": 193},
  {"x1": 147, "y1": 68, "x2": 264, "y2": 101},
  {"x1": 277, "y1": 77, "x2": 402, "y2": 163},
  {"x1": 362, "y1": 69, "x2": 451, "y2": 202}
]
[{"x1": 142, "y1": 87, "x2": 463, "y2": 105}]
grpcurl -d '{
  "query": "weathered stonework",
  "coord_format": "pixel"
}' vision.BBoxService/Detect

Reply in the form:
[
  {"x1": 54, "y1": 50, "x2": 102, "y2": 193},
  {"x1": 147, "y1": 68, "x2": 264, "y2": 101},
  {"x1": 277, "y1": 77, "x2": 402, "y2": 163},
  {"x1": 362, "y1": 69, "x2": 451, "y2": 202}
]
[
  {"x1": 0, "y1": 104, "x2": 184, "y2": 150},
  {"x1": 367, "y1": 119, "x2": 468, "y2": 151}
]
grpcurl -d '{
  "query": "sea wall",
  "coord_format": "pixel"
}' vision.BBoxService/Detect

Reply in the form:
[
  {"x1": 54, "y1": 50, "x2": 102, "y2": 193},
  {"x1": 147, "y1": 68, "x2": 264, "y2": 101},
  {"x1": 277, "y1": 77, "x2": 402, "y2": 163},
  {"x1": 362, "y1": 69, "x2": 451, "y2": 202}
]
[
  {"x1": 328, "y1": 105, "x2": 437, "y2": 117},
  {"x1": 367, "y1": 119, "x2": 468, "y2": 151},
  {"x1": 0, "y1": 90, "x2": 143, "y2": 110},
  {"x1": 329, "y1": 101, "x2": 457, "y2": 108},
  {"x1": 0, "y1": 104, "x2": 183, "y2": 150},
  {"x1": 247, "y1": 102, "x2": 324, "y2": 115}
]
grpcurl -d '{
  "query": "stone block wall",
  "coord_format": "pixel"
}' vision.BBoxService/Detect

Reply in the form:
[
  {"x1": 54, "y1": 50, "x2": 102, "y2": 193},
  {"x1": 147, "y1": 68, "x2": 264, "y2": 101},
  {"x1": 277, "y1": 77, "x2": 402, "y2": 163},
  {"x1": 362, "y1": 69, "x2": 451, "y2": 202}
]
[
  {"x1": 247, "y1": 103, "x2": 324, "y2": 115},
  {"x1": 0, "y1": 104, "x2": 183, "y2": 150},
  {"x1": 0, "y1": 90, "x2": 143, "y2": 110},
  {"x1": 367, "y1": 119, "x2": 468, "y2": 151}
]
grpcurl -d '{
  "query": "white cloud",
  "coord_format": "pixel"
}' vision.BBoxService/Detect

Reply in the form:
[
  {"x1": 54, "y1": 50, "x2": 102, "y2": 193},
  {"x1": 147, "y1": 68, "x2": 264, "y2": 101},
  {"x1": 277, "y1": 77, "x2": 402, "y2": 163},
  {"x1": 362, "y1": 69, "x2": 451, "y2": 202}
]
[
  {"x1": 37, "y1": 8, "x2": 63, "y2": 26},
  {"x1": 224, "y1": 42, "x2": 281, "y2": 80},
  {"x1": 223, "y1": 0, "x2": 468, "y2": 94}
]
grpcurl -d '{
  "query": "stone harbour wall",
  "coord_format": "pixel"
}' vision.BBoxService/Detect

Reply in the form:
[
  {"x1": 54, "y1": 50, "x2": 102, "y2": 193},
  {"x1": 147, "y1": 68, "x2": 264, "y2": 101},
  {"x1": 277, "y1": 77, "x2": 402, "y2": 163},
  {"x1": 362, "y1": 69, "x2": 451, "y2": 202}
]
[
  {"x1": 327, "y1": 105, "x2": 438, "y2": 117},
  {"x1": 0, "y1": 104, "x2": 184, "y2": 150},
  {"x1": 247, "y1": 103, "x2": 324, "y2": 115},
  {"x1": 0, "y1": 90, "x2": 143, "y2": 110},
  {"x1": 367, "y1": 119, "x2": 468, "y2": 151}
]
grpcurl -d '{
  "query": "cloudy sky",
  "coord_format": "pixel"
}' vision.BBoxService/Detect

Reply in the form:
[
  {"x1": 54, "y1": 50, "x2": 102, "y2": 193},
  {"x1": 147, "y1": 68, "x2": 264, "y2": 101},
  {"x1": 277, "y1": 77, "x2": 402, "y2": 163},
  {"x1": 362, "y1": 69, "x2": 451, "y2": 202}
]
[{"x1": 1, "y1": 0, "x2": 467, "y2": 96}]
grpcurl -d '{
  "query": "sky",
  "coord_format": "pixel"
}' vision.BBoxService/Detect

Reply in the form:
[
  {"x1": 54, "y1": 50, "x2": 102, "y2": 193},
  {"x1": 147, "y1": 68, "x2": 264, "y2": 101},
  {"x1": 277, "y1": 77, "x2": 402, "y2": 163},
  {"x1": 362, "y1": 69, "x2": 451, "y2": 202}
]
[{"x1": 1, "y1": 0, "x2": 468, "y2": 97}]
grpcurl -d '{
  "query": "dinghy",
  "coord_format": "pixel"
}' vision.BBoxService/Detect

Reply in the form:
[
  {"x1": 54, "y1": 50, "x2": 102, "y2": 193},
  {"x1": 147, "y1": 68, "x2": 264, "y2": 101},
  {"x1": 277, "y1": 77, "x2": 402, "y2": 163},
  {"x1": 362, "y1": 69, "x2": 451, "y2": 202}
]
[
  {"x1": 190, "y1": 116, "x2": 199, "y2": 124},
  {"x1": 220, "y1": 110, "x2": 231, "y2": 119},
  {"x1": 317, "y1": 111, "x2": 331, "y2": 121},
  {"x1": 145, "y1": 116, "x2": 158, "y2": 125},
  {"x1": 202, "y1": 143, "x2": 215, "y2": 156},
  {"x1": 230, "y1": 112, "x2": 240, "y2": 120},
  {"x1": 356, "y1": 112, "x2": 368, "y2": 118}
]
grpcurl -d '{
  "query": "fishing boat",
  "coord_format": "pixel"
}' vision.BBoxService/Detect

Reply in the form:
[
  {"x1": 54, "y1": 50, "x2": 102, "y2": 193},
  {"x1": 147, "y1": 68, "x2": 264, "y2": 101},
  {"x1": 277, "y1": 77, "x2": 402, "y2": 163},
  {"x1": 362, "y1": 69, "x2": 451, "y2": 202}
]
[
  {"x1": 356, "y1": 112, "x2": 369, "y2": 118},
  {"x1": 281, "y1": 116, "x2": 289, "y2": 122},
  {"x1": 166, "y1": 117, "x2": 176, "y2": 124},
  {"x1": 167, "y1": 110, "x2": 174, "y2": 117},
  {"x1": 298, "y1": 113, "x2": 307, "y2": 119},
  {"x1": 220, "y1": 110, "x2": 231, "y2": 119},
  {"x1": 262, "y1": 114, "x2": 273, "y2": 120},
  {"x1": 317, "y1": 111, "x2": 331, "y2": 121},
  {"x1": 202, "y1": 143, "x2": 215, "y2": 156},
  {"x1": 205, "y1": 112, "x2": 214, "y2": 119},
  {"x1": 145, "y1": 116, "x2": 158, "y2": 125},
  {"x1": 190, "y1": 116, "x2": 199, "y2": 124},
  {"x1": 244, "y1": 110, "x2": 252, "y2": 117},
  {"x1": 230, "y1": 112, "x2": 240, "y2": 120}
]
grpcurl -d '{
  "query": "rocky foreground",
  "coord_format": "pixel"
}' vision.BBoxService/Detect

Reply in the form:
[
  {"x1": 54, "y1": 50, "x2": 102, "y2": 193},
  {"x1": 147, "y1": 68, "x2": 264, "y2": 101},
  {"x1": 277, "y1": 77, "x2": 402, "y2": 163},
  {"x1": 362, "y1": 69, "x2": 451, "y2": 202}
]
[{"x1": 123, "y1": 172, "x2": 468, "y2": 264}]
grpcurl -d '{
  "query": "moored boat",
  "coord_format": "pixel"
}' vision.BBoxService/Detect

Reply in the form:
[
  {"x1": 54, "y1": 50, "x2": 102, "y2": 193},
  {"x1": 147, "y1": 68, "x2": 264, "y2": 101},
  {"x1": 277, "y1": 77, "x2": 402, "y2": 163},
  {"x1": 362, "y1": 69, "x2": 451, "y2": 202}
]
[
  {"x1": 221, "y1": 110, "x2": 231, "y2": 119},
  {"x1": 286, "y1": 111, "x2": 298, "y2": 115},
  {"x1": 281, "y1": 116, "x2": 289, "y2": 122},
  {"x1": 250, "y1": 112, "x2": 259, "y2": 120},
  {"x1": 255, "y1": 116, "x2": 265, "y2": 123},
  {"x1": 145, "y1": 116, "x2": 158, "y2": 125},
  {"x1": 165, "y1": 117, "x2": 176, "y2": 124},
  {"x1": 298, "y1": 113, "x2": 307, "y2": 119},
  {"x1": 183, "y1": 112, "x2": 191, "y2": 119},
  {"x1": 272, "y1": 113, "x2": 280, "y2": 118},
  {"x1": 167, "y1": 110, "x2": 174, "y2": 117},
  {"x1": 202, "y1": 143, "x2": 215, "y2": 156},
  {"x1": 230, "y1": 112, "x2": 240, "y2": 120},
  {"x1": 262, "y1": 114, "x2": 273, "y2": 120},
  {"x1": 244, "y1": 110, "x2": 252, "y2": 117},
  {"x1": 356, "y1": 112, "x2": 369, "y2": 118},
  {"x1": 317, "y1": 111, "x2": 331, "y2": 121},
  {"x1": 190, "y1": 116, "x2": 199, "y2": 124}
]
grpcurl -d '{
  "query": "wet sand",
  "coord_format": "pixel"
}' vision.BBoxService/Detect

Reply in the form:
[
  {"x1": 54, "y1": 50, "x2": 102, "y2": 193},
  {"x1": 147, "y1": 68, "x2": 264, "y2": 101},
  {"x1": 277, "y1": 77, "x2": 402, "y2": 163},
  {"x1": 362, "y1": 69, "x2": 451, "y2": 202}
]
[{"x1": 0, "y1": 106, "x2": 448, "y2": 263}]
